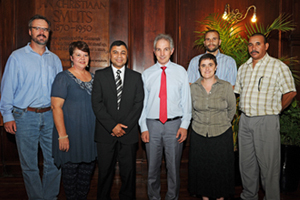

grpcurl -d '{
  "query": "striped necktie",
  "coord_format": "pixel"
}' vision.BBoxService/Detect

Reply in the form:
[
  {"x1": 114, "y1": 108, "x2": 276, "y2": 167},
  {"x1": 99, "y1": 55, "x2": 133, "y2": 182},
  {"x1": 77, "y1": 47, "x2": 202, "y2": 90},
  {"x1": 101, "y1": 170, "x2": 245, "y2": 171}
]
[{"x1": 116, "y1": 70, "x2": 123, "y2": 110}]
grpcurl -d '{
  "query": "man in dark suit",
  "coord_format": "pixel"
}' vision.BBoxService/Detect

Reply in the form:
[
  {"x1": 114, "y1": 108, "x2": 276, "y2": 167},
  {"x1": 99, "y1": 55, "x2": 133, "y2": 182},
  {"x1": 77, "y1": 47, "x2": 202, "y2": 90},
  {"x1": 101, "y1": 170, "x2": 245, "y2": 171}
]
[{"x1": 92, "y1": 40, "x2": 144, "y2": 200}]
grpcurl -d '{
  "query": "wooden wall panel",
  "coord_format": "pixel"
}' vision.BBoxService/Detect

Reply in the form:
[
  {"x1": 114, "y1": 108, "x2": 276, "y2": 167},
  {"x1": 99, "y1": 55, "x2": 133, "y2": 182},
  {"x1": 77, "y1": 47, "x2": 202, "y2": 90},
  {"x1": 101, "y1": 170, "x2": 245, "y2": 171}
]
[
  {"x1": 179, "y1": 0, "x2": 214, "y2": 69},
  {"x1": 129, "y1": 0, "x2": 144, "y2": 73},
  {"x1": 1, "y1": 0, "x2": 18, "y2": 176},
  {"x1": 1, "y1": 0, "x2": 16, "y2": 76},
  {"x1": 109, "y1": 0, "x2": 129, "y2": 44},
  {"x1": 0, "y1": 0, "x2": 36, "y2": 176},
  {"x1": 141, "y1": 0, "x2": 166, "y2": 71},
  {"x1": 282, "y1": 0, "x2": 300, "y2": 99},
  {"x1": 16, "y1": 0, "x2": 35, "y2": 48},
  {"x1": 165, "y1": 0, "x2": 179, "y2": 63}
]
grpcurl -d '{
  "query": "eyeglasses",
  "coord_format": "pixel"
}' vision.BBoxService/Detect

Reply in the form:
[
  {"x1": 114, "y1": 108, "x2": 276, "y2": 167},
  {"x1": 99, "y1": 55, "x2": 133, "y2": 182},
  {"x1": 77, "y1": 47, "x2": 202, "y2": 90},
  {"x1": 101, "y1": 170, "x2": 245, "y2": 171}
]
[{"x1": 30, "y1": 26, "x2": 50, "y2": 32}]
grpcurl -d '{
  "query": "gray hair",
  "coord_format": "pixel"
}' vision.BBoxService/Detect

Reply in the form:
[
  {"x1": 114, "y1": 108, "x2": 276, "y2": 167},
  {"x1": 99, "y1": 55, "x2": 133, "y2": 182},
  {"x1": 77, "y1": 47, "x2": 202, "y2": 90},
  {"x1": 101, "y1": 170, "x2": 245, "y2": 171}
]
[{"x1": 153, "y1": 34, "x2": 174, "y2": 50}]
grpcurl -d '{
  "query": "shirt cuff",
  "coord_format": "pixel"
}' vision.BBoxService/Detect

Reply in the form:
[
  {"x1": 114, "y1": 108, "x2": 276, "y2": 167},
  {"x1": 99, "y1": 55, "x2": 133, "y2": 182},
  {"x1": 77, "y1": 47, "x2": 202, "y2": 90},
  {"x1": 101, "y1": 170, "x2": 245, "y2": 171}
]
[
  {"x1": 140, "y1": 122, "x2": 148, "y2": 133},
  {"x1": 180, "y1": 120, "x2": 190, "y2": 130},
  {"x1": 3, "y1": 114, "x2": 15, "y2": 123}
]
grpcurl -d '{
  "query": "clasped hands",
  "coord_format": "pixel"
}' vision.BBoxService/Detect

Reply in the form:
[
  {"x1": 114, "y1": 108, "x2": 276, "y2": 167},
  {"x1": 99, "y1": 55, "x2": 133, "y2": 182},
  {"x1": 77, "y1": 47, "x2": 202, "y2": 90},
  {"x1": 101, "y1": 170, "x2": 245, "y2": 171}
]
[{"x1": 111, "y1": 123, "x2": 128, "y2": 137}]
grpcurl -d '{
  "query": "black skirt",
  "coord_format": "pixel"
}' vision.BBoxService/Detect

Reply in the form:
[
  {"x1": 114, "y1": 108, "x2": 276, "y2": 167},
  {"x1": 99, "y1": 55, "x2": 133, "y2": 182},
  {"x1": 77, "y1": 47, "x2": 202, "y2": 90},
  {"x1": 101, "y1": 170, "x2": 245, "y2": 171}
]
[{"x1": 188, "y1": 127, "x2": 235, "y2": 198}]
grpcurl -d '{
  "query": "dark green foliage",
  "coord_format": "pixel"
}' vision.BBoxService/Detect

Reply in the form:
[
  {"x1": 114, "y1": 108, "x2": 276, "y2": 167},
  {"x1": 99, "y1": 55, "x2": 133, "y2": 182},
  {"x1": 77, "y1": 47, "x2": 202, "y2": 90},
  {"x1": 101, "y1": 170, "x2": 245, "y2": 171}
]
[{"x1": 280, "y1": 100, "x2": 300, "y2": 147}]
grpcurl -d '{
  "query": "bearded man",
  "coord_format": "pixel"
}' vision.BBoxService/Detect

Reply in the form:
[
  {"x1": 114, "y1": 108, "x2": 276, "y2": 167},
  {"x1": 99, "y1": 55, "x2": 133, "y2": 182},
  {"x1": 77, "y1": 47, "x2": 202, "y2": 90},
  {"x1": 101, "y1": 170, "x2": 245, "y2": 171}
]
[
  {"x1": 187, "y1": 30, "x2": 237, "y2": 87},
  {"x1": 0, "y1": 14, "x2": 62, "y2": 200}
]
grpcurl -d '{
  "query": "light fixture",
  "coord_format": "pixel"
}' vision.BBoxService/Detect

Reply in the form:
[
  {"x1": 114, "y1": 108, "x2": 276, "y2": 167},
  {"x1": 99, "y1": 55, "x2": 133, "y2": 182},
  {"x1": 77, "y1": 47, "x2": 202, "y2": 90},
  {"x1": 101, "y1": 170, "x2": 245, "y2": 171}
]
[
  {"x1": 222, "y1": 5, "x2": 228, "y2": 20},
  {"x1": 222, "y1": 4, "x2": 257, "y2": 23},
  {"x1": 251, "y1": 13, "x2": 257, "y2": 23}
]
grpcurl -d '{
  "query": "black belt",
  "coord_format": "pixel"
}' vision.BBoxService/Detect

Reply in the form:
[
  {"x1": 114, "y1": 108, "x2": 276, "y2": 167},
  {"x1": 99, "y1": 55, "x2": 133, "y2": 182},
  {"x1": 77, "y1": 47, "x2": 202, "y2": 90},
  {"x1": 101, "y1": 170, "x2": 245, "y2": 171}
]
[{"x1": 155, "y1": 116, "x2": 182, "y2": 122}]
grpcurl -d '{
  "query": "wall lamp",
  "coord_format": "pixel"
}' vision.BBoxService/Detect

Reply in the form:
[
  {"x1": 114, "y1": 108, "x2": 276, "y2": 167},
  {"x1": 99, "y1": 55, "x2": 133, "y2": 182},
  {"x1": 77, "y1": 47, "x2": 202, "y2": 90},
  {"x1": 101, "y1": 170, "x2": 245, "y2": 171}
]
[{"x1": 222, "y1": 4, "x2": 257, "y2": 23}]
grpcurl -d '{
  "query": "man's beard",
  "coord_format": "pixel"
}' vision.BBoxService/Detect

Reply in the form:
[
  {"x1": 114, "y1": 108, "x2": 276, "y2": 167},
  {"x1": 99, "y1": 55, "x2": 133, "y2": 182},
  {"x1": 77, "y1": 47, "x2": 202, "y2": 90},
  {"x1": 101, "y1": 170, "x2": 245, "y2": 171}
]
[
  {"x1": 31, "y1": 34, "x2": 48, "y2": 45},
  {"x1": 205, "y1": 45, "x2": 219, "y2": 53}
]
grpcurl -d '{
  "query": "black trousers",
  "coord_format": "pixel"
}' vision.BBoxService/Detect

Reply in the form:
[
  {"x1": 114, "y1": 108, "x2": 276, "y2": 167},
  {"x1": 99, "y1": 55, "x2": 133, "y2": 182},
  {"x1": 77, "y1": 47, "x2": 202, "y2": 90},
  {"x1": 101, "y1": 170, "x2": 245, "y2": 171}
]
[
  {"x1": 62, "y1": 161, "x2": 96, "y2": 200},
  {"x1": 97, "y1": 141, "x2": 137, "y2": 200}
]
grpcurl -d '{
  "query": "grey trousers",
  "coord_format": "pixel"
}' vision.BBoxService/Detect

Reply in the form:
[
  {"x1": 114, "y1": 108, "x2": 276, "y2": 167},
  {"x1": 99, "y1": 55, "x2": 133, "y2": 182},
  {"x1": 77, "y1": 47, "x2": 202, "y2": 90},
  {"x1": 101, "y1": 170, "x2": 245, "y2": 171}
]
[
  {"x1": 145, "y1": 118, "x2": 183, "y2": 200},
  {"x1": 238, "y1": 113, "x2": 281, "y2": 200}
]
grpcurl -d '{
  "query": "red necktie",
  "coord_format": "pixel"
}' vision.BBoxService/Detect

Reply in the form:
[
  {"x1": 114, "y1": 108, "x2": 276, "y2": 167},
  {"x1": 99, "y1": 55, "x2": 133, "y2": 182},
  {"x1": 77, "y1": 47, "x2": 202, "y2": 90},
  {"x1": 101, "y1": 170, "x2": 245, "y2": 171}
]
[{"x1": 159, "y1": 66, "x2": 167, "y2": 124}]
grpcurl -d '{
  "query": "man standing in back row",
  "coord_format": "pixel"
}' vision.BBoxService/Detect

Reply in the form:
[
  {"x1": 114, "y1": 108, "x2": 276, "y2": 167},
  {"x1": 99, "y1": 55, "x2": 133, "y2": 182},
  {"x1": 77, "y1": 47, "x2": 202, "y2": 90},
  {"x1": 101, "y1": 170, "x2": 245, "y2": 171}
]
[
  {"x1": 0, "y1": 15, "x2": 62, "y2": 199},
  {"x1": 139, "y1": 34, "x2": 191, "y2": 200},
  {"x1": 234, "y1": 33, "x2": 297, "y2": 200},
  {"x1": 187, "y1": 30, "x2": 237, "y2": 86}
]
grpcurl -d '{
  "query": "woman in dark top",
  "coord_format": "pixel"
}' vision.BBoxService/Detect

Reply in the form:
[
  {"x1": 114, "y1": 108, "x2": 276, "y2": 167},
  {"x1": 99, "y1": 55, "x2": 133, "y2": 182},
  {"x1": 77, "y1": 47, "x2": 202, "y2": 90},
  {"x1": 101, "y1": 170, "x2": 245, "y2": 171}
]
[
  {"x1": 189, "y1": 54, "x2": 236, "y2": 200},
  {"x1": 51, "y1": 41, "x2": 97, "y2": 200}
]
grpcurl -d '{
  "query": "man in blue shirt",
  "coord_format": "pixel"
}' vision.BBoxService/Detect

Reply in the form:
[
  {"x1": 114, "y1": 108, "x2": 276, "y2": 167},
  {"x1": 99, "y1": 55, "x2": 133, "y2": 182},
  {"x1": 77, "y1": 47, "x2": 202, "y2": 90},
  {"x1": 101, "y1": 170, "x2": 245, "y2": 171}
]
[
  {"x1": 187, "y1": 30, "x2": 237, "y2": 86},
  {"x1": 139, "y1": 34, "x2": 191, "y2": 200},
  {"x1": 0, "y1": 15, "x2": 62, "y2": 199}
]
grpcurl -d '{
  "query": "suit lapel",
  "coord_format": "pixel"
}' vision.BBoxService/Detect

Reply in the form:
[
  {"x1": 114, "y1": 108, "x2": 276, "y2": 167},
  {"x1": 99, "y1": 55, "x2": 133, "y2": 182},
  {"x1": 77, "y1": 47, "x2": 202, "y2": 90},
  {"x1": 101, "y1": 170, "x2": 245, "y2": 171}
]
[
  {"x1": 106, "y1": 66, "x2": 117, "y2": 96},
  {"x1": 122, "y1": 68, "x2": 131, "y2": 97}
]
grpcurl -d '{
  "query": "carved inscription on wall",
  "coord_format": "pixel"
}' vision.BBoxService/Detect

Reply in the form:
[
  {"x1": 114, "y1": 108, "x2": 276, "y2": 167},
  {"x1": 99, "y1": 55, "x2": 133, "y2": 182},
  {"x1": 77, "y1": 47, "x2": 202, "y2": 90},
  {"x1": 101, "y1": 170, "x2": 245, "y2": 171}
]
[{"x1": 36, "y1": 0, "x2": 109, "y2": 72}]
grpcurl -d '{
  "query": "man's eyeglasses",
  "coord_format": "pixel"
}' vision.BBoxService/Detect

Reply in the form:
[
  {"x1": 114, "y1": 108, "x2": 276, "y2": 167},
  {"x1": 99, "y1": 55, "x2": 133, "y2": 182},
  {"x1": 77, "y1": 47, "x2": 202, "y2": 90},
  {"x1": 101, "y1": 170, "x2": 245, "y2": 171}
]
[{"x1": 30, "y1": 26, "x2": 50, "y2": 32}]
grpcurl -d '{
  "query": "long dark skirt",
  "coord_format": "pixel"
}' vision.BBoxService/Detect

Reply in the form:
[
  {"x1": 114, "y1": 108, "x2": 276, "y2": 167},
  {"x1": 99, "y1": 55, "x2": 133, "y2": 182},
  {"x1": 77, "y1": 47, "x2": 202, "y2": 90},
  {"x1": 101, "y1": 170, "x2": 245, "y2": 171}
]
[{"x1": 188, "y1": 127, "x2": 235, "y2": 198}]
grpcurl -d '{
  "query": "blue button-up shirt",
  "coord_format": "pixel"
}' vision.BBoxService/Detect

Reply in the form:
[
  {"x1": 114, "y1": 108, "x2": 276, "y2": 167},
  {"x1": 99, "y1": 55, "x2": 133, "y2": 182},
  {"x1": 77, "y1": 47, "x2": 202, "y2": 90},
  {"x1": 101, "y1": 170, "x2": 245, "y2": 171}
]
[
  {"x1": 0, "y1": 43, "x2": 62, "y2": 123},
  {"x1": 139, "y1": 61, "x2": 192, "y2": 132},
  {"x1": 187, "y1": 51, "x2": 237, "y2": 85}
]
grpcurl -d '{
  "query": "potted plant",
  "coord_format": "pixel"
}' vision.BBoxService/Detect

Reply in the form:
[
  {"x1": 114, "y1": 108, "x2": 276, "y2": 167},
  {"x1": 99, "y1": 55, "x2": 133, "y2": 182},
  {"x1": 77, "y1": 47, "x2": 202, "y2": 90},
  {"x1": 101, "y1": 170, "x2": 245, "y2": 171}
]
[{"x1": 280, "y1": 99, "x2": 300, "y2": 192}]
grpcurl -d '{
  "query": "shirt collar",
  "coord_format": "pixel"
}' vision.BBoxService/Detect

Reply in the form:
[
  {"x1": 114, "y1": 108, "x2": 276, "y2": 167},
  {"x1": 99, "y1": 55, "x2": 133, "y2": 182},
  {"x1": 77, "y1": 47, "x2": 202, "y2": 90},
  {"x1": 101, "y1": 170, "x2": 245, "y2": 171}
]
[
  {"x1": 156, "y1": 60, "x2": 171, "y2": 68},
  {"x1": 25, "y1": 42, "x2": 50, "y2": 55},
  {"x1": 111, "y1": 65, "x2": 125, "y2": 74},
  {"x1": 215, "y1": 50, "x2": 221, "y2": 58},
  {"x1": 194, "y1": 75, "x2": 221, "y2": 85},
  {"x1": 205, "y1": 49, "x2": 220, "y2": 58},
  {"x1": 246, "y1": 53, "x2": 270, "y2": 65}
]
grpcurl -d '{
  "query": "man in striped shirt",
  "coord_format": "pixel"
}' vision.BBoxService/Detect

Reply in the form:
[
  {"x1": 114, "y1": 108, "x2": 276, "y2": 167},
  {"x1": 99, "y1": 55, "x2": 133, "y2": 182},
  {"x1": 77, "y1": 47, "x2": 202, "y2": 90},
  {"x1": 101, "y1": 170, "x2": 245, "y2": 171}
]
[
  {"x1": 234, "y1": 33, "x2": 297, "y2": 200},
  {"x1": 187, "y1": 30, "x2": 237, "y2": 86}
]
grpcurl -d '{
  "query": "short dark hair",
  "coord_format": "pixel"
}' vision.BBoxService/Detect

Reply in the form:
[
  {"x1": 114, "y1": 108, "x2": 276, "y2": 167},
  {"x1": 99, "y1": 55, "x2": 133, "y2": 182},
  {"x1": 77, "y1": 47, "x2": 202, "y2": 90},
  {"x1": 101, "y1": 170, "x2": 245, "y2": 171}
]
[
  {"x1": 69, "y1": 41, "x2": 90, "y2": 56},
  {"x1": 28, "y1": 14, "x2": 51, "y2": 29},
  {"x1": 198, "y1": 53, "x2": 218, "y2": 67},
  {"x1": 250, "y1": 33, "x2": 267, "y2": 44},
  {"x1": 109, "y1": 40, "x2": 128, "y2": 51},
  {"x1": 204, "y1": 30, "x2": 220, "y2": 39}
]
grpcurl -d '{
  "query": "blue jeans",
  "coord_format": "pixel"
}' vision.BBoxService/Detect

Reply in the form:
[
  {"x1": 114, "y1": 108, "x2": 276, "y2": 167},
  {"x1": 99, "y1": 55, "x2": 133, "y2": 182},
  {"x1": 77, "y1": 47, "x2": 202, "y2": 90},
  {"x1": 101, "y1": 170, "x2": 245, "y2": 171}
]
[{"x1": 13, "y1": 107, "x2": 61, "y2": 200}]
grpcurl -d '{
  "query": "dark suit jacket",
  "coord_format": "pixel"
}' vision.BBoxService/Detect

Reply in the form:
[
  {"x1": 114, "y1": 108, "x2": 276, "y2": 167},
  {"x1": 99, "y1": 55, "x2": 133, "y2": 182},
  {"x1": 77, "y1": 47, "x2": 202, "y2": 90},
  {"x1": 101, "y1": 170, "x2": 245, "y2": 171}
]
[{"x1": 92, "y1": 66, "x2": 144, "y2": 144}]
